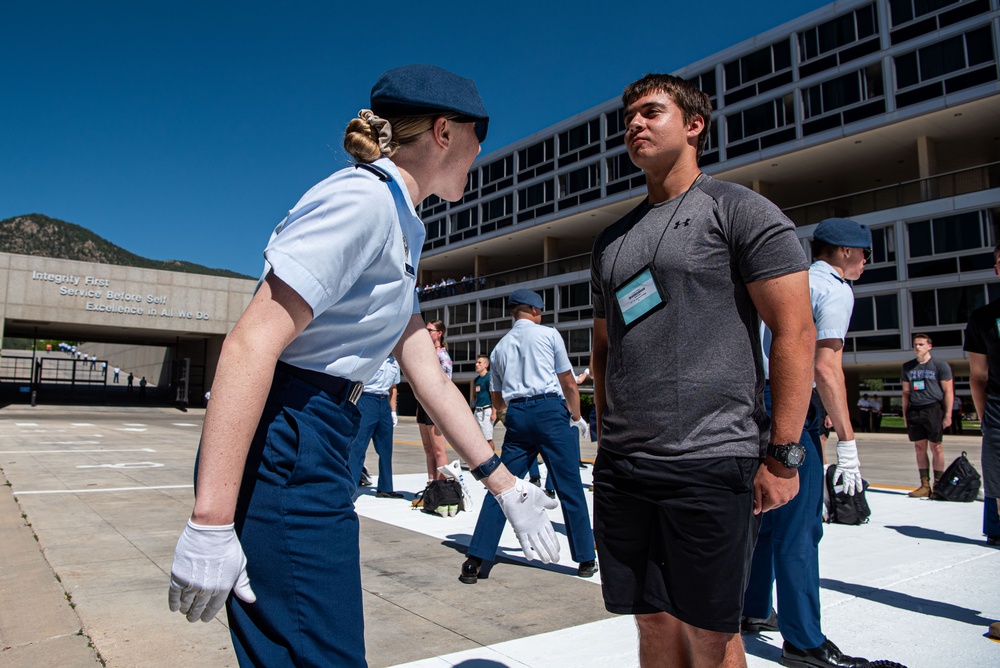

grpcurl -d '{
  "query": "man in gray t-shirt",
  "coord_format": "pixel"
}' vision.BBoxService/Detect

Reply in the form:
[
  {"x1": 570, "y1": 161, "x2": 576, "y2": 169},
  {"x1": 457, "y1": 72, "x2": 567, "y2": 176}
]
[
  {"x1": 902, "y1": 333, "x2": 955, "y2": 497},
  {"x1": 589, "y1": 73, "x2": 815, "y2": 667}
]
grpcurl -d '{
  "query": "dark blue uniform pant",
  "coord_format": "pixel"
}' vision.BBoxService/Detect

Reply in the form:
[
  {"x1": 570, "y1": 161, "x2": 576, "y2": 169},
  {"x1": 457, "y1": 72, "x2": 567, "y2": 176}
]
[
  {"x1": 743, "y1": 387, "x2": 826, "y2": 650},
  {"x1": 348, "y1": 393, "x2": 396, "y2": 493},
  {"x1": 226, "y1": 367, "x2": 366, "y2": 667},
  {"x1": 467, "y1": 395, "x2": 595, "y2": 564},
  {"x1": 985, "y1": 497, "x2": 1000, "y2": 538}
]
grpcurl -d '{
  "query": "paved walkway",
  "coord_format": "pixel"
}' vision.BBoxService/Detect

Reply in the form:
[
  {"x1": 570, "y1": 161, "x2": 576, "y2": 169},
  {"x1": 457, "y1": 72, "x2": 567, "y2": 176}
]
[{"x1": 0, "y1": 404, "x2": 996, "y2": 667}]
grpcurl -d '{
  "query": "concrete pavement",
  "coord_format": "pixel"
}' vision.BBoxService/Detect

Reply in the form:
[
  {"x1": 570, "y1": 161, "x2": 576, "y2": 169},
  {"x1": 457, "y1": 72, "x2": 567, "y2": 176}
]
[{"x1": 0, "y1": 404, "x2": 996, "y2": 667}]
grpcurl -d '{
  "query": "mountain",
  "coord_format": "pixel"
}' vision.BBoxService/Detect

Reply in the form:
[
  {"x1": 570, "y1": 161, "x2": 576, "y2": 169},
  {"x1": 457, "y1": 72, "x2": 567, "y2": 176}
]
[{"x1": 0, "y1": 214, "x2": 253, "y2": 279}]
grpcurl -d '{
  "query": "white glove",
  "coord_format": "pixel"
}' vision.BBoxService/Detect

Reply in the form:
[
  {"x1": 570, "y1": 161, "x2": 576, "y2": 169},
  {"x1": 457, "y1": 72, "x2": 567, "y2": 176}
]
[
  {"x1": 391, "y1": 411, "x2": 398, "y2": 426},
  {"x1": 168, "y1": 520, "x2": 256, "y2": 622},
  {"x1": 833, "y1": 439, "x2": 863, "y2": 496},
  {"x1": 495, "y1": 482, "x2": 560, "y2": 564},
  {"x1": 571, "y1": 417, "x2": 589, "y2": 440}
]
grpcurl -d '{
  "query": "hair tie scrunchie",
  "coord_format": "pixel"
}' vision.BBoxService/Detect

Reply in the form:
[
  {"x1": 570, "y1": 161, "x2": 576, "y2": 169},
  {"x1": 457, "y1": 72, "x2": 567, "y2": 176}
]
[{"x1": 358, "y1": 109, "x2": 393, "y2": 156}]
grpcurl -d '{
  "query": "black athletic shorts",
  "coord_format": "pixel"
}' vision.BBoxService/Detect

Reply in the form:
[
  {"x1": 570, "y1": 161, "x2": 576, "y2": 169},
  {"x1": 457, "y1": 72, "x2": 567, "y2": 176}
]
[
  {"x1": 592, "y1": 449, "x2": 761, "y2": 634},
  {"x1": 906, "y1": 402, "x2": 944, "y2": 443},
  {"x1": 415, "y1": 403, "x2": 434, "y2": 426}
]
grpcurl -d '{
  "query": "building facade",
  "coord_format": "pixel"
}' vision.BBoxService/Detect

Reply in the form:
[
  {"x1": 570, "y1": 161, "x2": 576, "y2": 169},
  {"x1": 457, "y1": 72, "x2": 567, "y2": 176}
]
[{"x1": 413, "y1": 0, "x2": 1000, "y2": 416}]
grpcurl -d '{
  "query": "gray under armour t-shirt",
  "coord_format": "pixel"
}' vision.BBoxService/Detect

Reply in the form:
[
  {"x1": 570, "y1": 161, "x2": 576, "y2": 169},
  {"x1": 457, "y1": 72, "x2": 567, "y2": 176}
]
[{"x1": 591, "y1": 175, "x2": 808, "y2": 461}]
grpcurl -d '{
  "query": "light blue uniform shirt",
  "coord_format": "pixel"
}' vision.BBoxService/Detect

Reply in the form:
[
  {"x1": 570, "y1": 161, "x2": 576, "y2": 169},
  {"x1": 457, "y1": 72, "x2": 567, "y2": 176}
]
[
  {"x1": 760, "y1": 260, "x2": 854, "y2": 379},
  {"x1": 489, "y1": 319, "x2": 573, "y2": 404},
  {"x1": 262, "y1": 158, "x2": 425, "y2": 382},
  {"x1": 363, "y1": 356, "x2": 400, "y2": 396},
  {"x1": 809, "y1": 259, "x2": 854, "y2": 342}
]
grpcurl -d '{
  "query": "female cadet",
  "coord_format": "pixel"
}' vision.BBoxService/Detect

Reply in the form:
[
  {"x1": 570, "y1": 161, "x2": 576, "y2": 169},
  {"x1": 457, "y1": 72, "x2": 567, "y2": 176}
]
[
  {"x1": 167, "y1": 64, "x2": 559, "y2": 667},
  {"x1": 417, "y1": 319, "x2": 453, "y2": 482}
]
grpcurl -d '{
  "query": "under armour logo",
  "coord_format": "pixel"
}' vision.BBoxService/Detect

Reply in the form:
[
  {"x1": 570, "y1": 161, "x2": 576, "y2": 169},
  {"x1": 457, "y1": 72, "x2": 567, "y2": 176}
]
[{"x1": 672, "y1": 218, "x2": 691, "y2": 229}]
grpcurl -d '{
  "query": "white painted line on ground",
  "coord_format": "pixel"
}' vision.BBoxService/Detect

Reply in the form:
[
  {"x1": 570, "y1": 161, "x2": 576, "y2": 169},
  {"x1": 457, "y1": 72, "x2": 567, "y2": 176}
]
[
  {"x1": 77, "y1": 462, "x2": 164, "y2": 469},
  {"x1": 172, "y1": 423, "x2": 199, "y2": 427},
  {"x1": 122, "y1": 423, "x2": 147, "y2": 427},
  {"x1": 39, "y1": 440, "x2": 101, "y2": 445},
  {"x1": 15, "y1": 484, "x2": 193, "y2": 495},
  {"x1": 0, "y1": 448, "x2": 157, "y2": 454},
  {"x1": 14, "y1": 423, "x2": 38, "y2": 426},
  {"x1": 71, "y1": 423, "x2": 95, "y2": 427},
  {"x1": 118, "y1": 428, "x2": 148, "y2": 432}
]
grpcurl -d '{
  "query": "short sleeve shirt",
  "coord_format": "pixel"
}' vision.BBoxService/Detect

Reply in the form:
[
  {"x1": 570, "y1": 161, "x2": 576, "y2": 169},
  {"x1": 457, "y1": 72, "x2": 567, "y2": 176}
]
[
  {"x1": 901, "y1": 357, "x2": 953, "y2": 407},
  {"x1": 364, "y1": 356, "x2": 400, "y2": 395},
  {"x1": 810, "y1": 260, "x2": 854, "y2": 342},
  {"x1": 490, "y1": 319, "x2": 572, "y2": 404},
  {"x1": 473, "y1": 372, "x2": 492, "y2": 408},
  {"x1": 964, "y1": 299, "x2": 1000, "y2": 397},
  {"x1": 591, "y1": 175, "x2": 808, "y2": 460},
  {"x1": 263, "y1": 158, "x2": 425, "y2": 382}
]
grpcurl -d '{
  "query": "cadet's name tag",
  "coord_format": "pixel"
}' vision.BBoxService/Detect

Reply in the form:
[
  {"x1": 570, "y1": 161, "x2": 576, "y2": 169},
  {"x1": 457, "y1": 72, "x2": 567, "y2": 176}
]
[
  {"x1": 615, "y1": 266, "x2": 666, "y2": 329},
  {"x1": 913, "y1": 380, "x2": 926, "y2": 391}
]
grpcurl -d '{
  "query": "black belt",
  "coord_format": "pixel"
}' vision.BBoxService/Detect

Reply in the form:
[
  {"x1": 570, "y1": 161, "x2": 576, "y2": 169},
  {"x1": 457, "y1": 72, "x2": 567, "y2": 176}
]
[
  {"x1": 509, "y1": 392, "x2": 561, "y2": 404},
  {"x1": 362, "y1": 392, "x2": 389, "y2": 398},
  {"x1": 276, "y1": 361, "x2": 364, "y2": 405}
]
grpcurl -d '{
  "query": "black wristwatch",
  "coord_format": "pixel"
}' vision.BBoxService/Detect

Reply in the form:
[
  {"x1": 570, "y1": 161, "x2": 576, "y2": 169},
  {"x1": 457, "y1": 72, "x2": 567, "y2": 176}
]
[
  {"x1": 765, "y1": 442, "x2": 806, "y2": 469},
  {"x1": 471, "y1": 454, "x2": 503, "y2": 481}
]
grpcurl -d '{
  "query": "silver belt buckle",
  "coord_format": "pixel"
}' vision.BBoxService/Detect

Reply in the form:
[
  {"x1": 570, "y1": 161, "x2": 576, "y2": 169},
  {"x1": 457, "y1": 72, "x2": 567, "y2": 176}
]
[{"x1": 347, "y1": 382, "x2": 364, "y2": 405}]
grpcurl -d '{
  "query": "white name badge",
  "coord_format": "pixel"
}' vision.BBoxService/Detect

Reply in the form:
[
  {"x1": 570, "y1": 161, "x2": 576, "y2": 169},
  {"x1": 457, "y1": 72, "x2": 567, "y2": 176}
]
[
  {"x1": 614, "y1": 266, "x2": 666, "y2": 330},
  {"x1": 912, "y1": 380, "x2": 926, "y2": 391}
]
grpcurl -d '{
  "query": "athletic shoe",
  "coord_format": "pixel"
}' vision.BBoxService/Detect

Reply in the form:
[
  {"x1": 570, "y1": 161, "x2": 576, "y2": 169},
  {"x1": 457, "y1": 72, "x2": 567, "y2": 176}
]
[
  {"x1": 376, "y1": 491, "x2": 404, "y2": 499},
  {"x1": 987, "y1": 535, "x2": 1000, "y2": 546},
  {"x1": 459, "y1": 556, "x2": 482, "y2": 584},
  {"x1": 577, "y1": 560, "x2": 598, "y2": 578},
  {"x1": 741, "y1": 609, "x2": 779, "y2": 634},
  {"x1": 780, "y1": 639, "x2": 868, "y2": 667}
]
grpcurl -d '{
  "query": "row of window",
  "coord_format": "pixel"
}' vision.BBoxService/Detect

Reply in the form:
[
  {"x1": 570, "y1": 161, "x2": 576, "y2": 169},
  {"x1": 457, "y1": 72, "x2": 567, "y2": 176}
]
[{"x1": 419, "y1": 24, "x2": 997, "y2": 231}]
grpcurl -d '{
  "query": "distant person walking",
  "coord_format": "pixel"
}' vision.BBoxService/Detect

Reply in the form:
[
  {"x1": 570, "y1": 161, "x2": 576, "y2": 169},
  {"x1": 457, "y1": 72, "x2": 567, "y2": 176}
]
[
  {"x1": 127, "y1": 372, "x2": 134, "y2": 392},
  {"x1": 139, "y1": 376, "x2": 147, "y2": 401},
  {"x1": 113, "y1": 367, "x2": 120, "y2": 383}
]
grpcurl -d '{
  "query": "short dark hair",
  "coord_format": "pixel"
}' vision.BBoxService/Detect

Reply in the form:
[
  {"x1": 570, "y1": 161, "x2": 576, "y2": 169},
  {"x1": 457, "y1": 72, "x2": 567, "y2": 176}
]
[
  {"x1": 622, "y1": 73, "x2": 713, "y2": 159},
  {"x1": 811, "y1": 238, "x2": 836, "y2": 259},
  {"x1": 913, "y1": 333, "x2": 932, "y2": 345},
  {"x1": 476, "y1": 354, "x2": 490, "y2": 367}
]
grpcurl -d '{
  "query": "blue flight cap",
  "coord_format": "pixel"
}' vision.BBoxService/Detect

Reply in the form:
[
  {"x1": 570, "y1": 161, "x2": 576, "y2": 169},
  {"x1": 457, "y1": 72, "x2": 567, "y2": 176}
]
[
  {"x1": 813, "y1": 217, "x2": 872, "y2": 248},
  {"x1": 370, "y1": 64, "x2": 489, "y2": 142},
  {"x1": 508, "y1": 289, "x2": 544, "y2": 310}
]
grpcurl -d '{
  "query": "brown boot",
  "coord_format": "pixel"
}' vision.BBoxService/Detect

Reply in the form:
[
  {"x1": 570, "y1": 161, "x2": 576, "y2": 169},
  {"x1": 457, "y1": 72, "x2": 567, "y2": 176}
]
[{"x1": 908, "y1": 477, "x2": 931, "y2": 498}]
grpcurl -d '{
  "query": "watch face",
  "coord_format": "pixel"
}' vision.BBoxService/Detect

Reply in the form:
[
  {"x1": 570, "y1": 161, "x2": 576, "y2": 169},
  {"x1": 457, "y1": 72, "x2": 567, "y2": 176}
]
[{"x1": 787, "y1": 444, "x2": 806, "y2": 467}]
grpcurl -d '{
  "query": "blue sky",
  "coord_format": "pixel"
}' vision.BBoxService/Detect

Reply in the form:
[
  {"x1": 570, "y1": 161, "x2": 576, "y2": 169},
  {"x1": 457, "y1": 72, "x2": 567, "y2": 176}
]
[{"x1": 1, "y1": 0, "x2": 830, "y2": 277}]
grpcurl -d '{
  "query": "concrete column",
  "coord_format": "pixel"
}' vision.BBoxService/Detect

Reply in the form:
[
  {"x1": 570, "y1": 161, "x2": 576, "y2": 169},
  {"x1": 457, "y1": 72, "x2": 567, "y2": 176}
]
[
  {"x1": 543, "y1": 237, "x2": 559, "y2": 277},
  {"x1": 917, "y1": 136, "x2": 938, "y2": 200},
  {"x1": 752, "y1": 179, "x2": 770, "y2": 198},
  {"x1": 473, "y1": 255, "x2": 490, "y2": 277}
]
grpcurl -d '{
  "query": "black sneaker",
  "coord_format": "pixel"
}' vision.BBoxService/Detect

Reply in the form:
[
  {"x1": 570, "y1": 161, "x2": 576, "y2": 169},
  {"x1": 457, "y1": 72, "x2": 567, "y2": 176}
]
[
  {"x1": 376, "y1": 491, "x2": 404, "y2": 499},
  {"x1": 459, "y1": 556, "x2": 482, "y2": 584},
  {"x1": 780, "y1": 639, "x2": 868, "y2": 668},
  {"x1": 577, "y1": 560, "x2": 598, "y2": 578},
  {"x1": 529, "y1": 476, "x2": 542, "y2": 487},
  {"x1": 987, "y1": 535, "x2": 1000, "y2": 546},
  {"x1": 741, "y1": 609, "x2": 778, "y2": 634},
  {"x1": 544, "y1": 488, "x2": 556, "y2": 499}
]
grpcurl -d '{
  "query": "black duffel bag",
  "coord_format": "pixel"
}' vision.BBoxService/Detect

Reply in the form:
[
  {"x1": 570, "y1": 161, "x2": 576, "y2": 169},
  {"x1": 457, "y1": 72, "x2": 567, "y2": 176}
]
[{"x1": 931, "y1": 451, "x2": 981, "y2": 502}]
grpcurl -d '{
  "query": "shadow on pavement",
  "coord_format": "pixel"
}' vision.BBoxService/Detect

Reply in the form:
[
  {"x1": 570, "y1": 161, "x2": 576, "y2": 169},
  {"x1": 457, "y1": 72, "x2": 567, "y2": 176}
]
[
  {"x1": 820, "y1": 578, "x2": 993, "y2": 627},
  {"x1": 885, "y1": 524, "x2": 987, "y2": 547}
]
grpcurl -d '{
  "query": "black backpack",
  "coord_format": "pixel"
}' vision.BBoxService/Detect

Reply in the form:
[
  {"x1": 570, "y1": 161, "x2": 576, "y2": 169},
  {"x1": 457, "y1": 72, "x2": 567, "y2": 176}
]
[
  {"x1": 420, "y1": 479, "x2": 463, "y2": 516},
  {"x1": 825, "y1": 465, "x2": 871, "y2": 525},
  {"x1": 931, "y1": 452, "x2": 981, "y2": 502}
]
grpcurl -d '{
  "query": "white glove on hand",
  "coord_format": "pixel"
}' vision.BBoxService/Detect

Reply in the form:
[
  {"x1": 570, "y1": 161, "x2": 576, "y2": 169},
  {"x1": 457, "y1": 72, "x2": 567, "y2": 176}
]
[
  {"x1": 391, "y1": 411, "x2": 398, "y2": 426},
  {"x1": 571, "y1": 417, "x2": 589, "y2": 440},
  {"x1": 168, "y1": 520, "x2": 256, "y2": 622},
  {"x1": 834, "y1": 439, "x2": 863, "y2": 496},
  {"x1": 496, "y1": 482, "x2": 560, "y2": 564}
]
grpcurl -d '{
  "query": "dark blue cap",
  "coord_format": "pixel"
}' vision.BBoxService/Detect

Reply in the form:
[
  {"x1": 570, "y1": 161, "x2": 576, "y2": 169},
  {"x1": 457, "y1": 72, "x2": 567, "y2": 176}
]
[
  {"x1": 814, "y1": 217, "x2": 872, "y2": 248},
  {"x1": 370, "y1": 64, "x2": 489, "y2": 142},
  {"x1": 509, "y1": 289, "x2": 544, "y2": 310}
]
